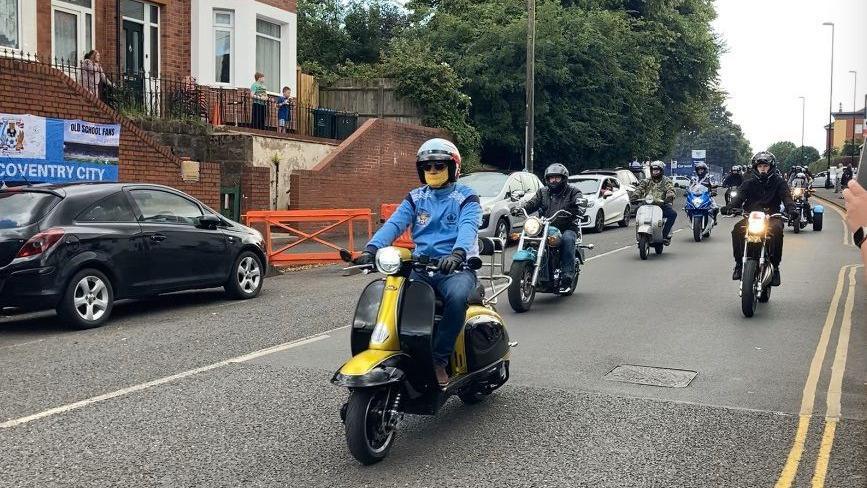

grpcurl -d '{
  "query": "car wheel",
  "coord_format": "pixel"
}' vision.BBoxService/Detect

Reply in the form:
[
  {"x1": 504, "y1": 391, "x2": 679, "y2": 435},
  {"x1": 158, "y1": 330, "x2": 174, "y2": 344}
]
[
  {"x1": 618, "y1": 206, "x2": 630, "y2": 227},
  {"x1": 225, "y1": 251, "x2": 264, "y2": 299},
  {"x1": 594, "y1": 211, "x2": 605, "y2": 233},
  {"x1": 57, "y1": 268, "x2": 114, "y2": 330},
  {"x1": 495, "y1": 217, "x2": 510, "y2": 244}
]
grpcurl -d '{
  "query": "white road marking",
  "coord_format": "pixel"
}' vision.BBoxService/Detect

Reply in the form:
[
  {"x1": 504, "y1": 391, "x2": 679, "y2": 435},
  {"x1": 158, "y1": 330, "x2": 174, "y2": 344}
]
[
  {"x1": 0, "y1": 338, "x2": 46, "y2": 350},
  {"x1": 0, "y1": 332, "x2": 339, "y2": 429}
]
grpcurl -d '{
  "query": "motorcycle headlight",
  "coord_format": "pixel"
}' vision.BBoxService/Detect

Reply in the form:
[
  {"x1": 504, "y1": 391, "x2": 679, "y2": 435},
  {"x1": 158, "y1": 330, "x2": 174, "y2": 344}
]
[
  {"x1": 793, "y1": 188, "x2": 804, "y2": 197},
  {"x1": 747, "y1": 212, "x2": 767, "y2": 235},
  {"x1": 375, "y1": 247, "x2": 403, "y2": 275},
  {"x1": 692, "y1": 197, "x2": 703, "y2": 206},
  {"x1": 730, "y1": 191, "x2": 738, "y2": 198},
  {"x1": 523, "y1": 217, "x2": 542, "y2": 236}
]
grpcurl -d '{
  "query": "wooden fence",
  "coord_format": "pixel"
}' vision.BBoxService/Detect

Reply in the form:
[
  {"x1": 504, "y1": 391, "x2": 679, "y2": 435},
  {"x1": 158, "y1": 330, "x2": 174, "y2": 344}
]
[{"x1": 318, "y1": 78, "x2": 423, "y2": 125}]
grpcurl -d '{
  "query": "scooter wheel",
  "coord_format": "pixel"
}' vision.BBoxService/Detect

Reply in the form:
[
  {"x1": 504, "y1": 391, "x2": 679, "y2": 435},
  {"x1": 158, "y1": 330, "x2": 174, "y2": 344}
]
[
  {"x1": 638, "y1": 235, "x2": 649, "y2": 260},
  {"x1": 345, "y1": 388, "x2": 396, "y2": 465}
]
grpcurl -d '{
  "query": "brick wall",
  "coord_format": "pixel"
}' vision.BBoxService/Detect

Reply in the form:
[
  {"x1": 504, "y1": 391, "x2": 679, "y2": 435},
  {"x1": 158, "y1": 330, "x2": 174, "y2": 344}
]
[
  {"x1": 241, "y1": 166, "x2": 272, "y2": 215},
  {"x1": 289, "y1": 119, "x2": 447, "y2": 217},
  {"x1": 0, "y1": 57, "x2": 220, "y2": 208},
  {"x1": 257, "y1": 0, "x2": 297, "y2": 14}
]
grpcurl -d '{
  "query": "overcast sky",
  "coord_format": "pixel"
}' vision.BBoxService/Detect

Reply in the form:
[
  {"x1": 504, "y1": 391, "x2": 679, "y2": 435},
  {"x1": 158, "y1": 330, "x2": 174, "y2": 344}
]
[{"x1": 713, "y1": 0, "x2": 867, "y2": 154}]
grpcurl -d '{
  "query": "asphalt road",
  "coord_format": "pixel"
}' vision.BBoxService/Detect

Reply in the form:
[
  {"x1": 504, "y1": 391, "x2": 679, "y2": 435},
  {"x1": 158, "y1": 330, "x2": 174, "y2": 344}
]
[{"x1": 0, "y1": 197, "x2": 864, "y2": 487}]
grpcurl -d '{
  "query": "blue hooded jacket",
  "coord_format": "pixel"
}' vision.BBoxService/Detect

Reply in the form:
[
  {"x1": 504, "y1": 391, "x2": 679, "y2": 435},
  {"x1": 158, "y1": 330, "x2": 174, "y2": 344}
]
[{"x1": 367, "y1": 184, "x2": 481, "y2": 258}]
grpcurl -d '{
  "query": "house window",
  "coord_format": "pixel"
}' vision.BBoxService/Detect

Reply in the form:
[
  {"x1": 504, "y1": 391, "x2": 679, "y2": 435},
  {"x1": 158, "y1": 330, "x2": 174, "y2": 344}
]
[
  {"x1": 255, "y1": 18, "x2": 281, "y2": 89},
  {"x1": 0, "y1": 0, "x2": 20, "y2": 50},
  {"x1": 52, "y1": 0, "x2": 94, "y2": 66},
  {"x1": 214, "y1": 10, "x2": 233, "y2": 84}
]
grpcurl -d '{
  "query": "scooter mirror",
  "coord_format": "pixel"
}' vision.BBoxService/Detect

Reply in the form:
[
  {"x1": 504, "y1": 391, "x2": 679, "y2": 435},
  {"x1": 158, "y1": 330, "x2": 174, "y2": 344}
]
[
  {"x1": 467, "y1": 257, "x2": 483, "y2": 270},
  {"x1": 339, "y1": 248, "x2": 353, "y2": 262}
]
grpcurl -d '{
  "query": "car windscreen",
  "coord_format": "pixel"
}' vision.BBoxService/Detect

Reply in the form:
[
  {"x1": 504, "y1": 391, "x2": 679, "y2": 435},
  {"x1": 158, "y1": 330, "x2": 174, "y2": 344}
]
[
  {"x1": 0, "y1": 192, "x2": 60, "y2": 229},
  {"x1": 569, "y1": 178, "x2": 600, "y2": 194},
  {"x1": 460, "y1": 172, "x2": 509, "y2": 197}
]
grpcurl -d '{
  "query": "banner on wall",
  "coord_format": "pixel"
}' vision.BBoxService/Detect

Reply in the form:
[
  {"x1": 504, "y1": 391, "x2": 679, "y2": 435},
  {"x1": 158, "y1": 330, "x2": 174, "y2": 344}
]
[{"x1": 0, "y1": 114, "x2": 120, "y2": 184}]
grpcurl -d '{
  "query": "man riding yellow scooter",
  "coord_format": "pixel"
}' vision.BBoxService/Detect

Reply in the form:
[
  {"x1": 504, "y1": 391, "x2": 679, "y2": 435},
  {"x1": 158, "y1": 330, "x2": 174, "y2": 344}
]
[{"x1": 352, "y1": 138, "x2": 482, "y2": 386}]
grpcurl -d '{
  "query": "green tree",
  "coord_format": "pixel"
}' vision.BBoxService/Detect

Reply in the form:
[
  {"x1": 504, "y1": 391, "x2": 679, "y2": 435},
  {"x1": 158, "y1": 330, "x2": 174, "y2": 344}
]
[
  {"x1": 668, "y1": 102, "x2": 752, "y2": 170},
  {"x1": 783, "y1": 146, "x2": 820, "y2": 170},
  {"x1": 766, "y1": 141, "x2": 797, "y2": 168}
]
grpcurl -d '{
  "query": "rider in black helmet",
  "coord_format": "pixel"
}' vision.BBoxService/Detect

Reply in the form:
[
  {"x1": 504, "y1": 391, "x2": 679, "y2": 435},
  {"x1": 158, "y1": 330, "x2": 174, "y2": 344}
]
[
  {"x1": 512, "y1": 163, "x2": 586, "y2": 294},
  {"x1": 721, "y1": 152, "x2": 795, "y2": 284}
]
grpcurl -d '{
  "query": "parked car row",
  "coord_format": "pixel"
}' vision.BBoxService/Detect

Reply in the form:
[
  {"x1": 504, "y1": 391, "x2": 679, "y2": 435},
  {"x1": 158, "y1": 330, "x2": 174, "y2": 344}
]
[{"x1": 0, "y1": 183, "x2": 266, "y2": 330}]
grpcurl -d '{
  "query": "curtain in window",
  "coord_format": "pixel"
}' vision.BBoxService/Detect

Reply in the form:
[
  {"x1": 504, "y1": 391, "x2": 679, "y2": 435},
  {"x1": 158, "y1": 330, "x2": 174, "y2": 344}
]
[
  {"x1": 214, "y1": 29, "x2": 231, "y2": 83},
  {"x1": 255, "y1": 36, "x2": 280, "y2": 87},
  {"x1": 0, "y1": 0, "x2": 19, "y2": 49},
  {"x1": 54, "y1": 10, "x2": 79, "y2": 65}
]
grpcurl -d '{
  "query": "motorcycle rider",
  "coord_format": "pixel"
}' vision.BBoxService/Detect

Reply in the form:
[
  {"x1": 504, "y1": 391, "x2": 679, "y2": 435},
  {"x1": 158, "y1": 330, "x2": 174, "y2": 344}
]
[
  {"x1": 633, "y1": 160, "x2": 677, "y2": 244},
  {"x1": 689, "y1": 161, "x2": 719, "y2": 222},
  {"x1": 353, "y1": 138, "x2": 481, "y2": 387},
  {"x1": 788, "y1": 166, "x2": 814, "y2": 223},
  {"x1": 511, "y1": 163, "x2": 586, "y2": 294},
  {"x1": 722, "y1": 165, "x2": 744, "y2": 188},
  {"x1": 721, "y1": 151, "x2": 795, "y2": 284}
]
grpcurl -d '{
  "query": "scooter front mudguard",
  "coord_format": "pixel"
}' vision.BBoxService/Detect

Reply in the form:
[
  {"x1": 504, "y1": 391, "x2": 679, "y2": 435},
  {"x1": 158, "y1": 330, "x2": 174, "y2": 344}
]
[
  {"x1": 511, "y1": 249, "x2": 537, "y2": 262},
  {"x1": 332, "y1": 350, "x2": 408, "y2": 388}
]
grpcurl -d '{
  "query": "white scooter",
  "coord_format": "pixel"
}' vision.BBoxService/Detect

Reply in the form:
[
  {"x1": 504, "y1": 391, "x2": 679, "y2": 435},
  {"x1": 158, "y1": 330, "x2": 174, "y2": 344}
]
[{"x1": 635, "y1": 195, "x2": 668, "y2": 260}]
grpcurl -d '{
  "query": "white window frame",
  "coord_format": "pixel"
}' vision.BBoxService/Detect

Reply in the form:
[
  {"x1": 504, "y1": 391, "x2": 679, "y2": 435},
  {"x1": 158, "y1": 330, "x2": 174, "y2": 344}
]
[
  {"x1": 255, "y1": 17, "x2": 282, "y2": 93},
  {"x1": 120, "y1": 0, "x2": 160, "y2": 77},
  {"x1": 51, "y1": 0, "x2": 94, "y2": 66},
  {"x1": 0, "y1": 0, "x2": 22, "y2": 53},
  {"x1": 213, "y1": 9, "x2": 234, "y2": 86}
]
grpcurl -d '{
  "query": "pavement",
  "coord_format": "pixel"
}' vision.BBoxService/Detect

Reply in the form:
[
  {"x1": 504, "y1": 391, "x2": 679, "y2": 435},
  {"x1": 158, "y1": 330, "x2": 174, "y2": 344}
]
[{"x1": 0, "y1": 196, "x2": 864, "y2": 487}]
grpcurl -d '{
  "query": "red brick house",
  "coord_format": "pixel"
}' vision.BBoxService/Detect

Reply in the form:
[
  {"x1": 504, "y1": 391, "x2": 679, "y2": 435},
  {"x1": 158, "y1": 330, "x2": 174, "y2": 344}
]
[{"x1": 3, "y1": 0, "x2": 297, "y2": 94}]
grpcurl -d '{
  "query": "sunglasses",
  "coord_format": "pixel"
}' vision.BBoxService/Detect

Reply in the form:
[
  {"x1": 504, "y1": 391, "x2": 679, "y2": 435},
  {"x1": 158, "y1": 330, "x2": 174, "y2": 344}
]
[{"x1": 422, "y1": 162, "x2": 448, "y2": 172}]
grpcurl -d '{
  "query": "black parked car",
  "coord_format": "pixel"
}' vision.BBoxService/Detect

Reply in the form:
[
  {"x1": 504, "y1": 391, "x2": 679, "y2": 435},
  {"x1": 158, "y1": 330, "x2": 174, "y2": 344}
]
[{"x1": 0, "y1": 183, "x2": 267, "y2": 329}]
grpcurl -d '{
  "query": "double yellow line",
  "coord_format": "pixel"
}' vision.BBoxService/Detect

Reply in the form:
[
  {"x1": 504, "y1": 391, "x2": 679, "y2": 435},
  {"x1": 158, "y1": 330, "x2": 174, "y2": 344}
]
[{"x1": 775, "y1": 264, "x2": 862, "y2": 488}]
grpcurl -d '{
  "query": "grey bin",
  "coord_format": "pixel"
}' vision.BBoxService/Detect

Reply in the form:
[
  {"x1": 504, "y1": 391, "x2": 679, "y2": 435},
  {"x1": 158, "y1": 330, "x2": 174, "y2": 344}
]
[
  {"x1": 312, "y1": 108, "x2": 336, "y2": 139},
  {"x1": 335, "y1": 112, "x2": 358, "y2": 140}
]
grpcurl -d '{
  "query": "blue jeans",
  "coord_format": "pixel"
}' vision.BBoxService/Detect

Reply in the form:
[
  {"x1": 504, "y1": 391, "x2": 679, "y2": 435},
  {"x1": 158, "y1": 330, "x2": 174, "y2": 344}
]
[
  {"x1": 661, "y1": 204, "x2": 677, "y2": 237},
  {"x1": 410, "y1": 269, "x2": 477, "y2": 367},
  {"x1": 559, "y1": 230, "x2": 577, "y2": 279}
]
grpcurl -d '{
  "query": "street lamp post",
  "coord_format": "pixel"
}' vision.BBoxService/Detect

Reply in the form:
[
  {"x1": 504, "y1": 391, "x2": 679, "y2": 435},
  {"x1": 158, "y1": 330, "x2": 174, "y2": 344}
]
[
  {"x1": 799, "y1": 96, "x2": 806, "y2": 164},
  {"x1": 849, "y1": 70, "x2": 857, "y2": 157},
  {"x1": 523, "y1": 0, "x2": 536, "y2": 173},
  {"x1": 822, "y1": 22, "x2": 835, "y2": 171}
]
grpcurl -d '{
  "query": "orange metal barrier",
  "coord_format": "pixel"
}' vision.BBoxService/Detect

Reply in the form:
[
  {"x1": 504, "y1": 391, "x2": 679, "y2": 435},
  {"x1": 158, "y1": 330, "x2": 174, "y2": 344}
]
[
  {"x1": 245, "y1": 209, "x2": 373, "y2": 265},
  {"x1": 380, "y1": 203, "x2": 414, "y2": 249}
]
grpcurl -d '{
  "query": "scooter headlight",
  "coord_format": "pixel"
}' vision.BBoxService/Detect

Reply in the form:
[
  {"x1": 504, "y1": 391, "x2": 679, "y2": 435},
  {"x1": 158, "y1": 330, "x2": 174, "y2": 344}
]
[
  {"x1": 523, "y1": 217, "x2": 542, "y2": 237},
  {"x1": 375, "y1": 247, "x2": 403, "y2": 275},
  {"x1": 645, "y1": 195, "x2": 654, "y2": 204},
  {"x1": 747, "y1": 212, "x2": 767, "y2": 235}
]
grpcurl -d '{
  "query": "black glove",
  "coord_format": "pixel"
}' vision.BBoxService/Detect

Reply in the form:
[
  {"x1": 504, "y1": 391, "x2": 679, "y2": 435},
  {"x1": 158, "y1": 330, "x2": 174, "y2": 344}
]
[
  {"x1": 510, "y1": 206, "x2": 522, "y2": 217},
  {"x1": 720, "y1": 206, "x2": 731, "y2": 216},
  {"x1": 353, "y1": 251, "x2": 375, "y2": 266},
  {"x1": 439, "y1": 249, "x2": 466, "y2": 274}
]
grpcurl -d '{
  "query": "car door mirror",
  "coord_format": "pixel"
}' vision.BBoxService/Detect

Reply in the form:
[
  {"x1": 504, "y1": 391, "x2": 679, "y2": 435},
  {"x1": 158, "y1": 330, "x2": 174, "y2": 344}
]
[
  {"x1": 602, "y1": 190, "x2": 613, "y2": 198},
  {"x1": 197, "y1": 214, "x2": 222, "y2": 229}
]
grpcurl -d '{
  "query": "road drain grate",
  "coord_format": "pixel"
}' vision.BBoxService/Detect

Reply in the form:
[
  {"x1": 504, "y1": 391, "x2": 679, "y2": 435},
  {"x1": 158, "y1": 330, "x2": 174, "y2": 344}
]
[{"x1": 604, "y1": 364, "x2": 697, "y2": 388}]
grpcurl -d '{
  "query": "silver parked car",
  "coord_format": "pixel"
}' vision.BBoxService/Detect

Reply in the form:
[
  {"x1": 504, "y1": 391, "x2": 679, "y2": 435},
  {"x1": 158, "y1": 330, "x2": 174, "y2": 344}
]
[{"x1": 461, "y1": 171, "x2": 543, "y2": 242}]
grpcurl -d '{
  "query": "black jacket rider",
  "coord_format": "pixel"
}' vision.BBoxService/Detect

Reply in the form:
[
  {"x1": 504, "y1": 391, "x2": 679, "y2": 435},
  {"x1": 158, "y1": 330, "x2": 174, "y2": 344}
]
[
  {"x1": 722, "y1": 173, "x2": 744, "y2": 188},
  {"x1": 727, "y1": 172, "x2": 795, "y2": 215},
  {"x1": 520, "y1": 184, "x2": 585, "y2": 232}
]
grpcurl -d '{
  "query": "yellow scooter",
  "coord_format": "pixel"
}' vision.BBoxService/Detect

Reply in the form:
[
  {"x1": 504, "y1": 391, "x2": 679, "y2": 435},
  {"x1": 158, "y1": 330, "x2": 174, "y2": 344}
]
[{"x1": 334, "y1": 239, "x2": 513, "y2": 464}]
